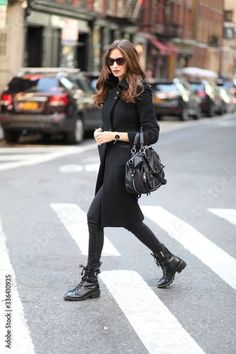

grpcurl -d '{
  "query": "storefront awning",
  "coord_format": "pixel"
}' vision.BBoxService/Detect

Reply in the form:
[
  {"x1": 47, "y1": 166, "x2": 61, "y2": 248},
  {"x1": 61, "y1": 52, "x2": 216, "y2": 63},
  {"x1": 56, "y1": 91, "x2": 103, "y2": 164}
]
[{"x1": 149, "y1": 37, "x2": 178, "y2": 56}]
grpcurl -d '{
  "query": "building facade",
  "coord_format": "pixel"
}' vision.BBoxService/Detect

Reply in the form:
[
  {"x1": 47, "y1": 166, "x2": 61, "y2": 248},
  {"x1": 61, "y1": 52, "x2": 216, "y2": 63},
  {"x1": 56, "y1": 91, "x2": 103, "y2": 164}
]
[
  {"x1": 192, "y1": 0, "x2": 223, "y2": 73},
  {"x1": 221, "y1": 0, "x2": 236, "y2": 78},
  {"x1": 0, "y1": 0, "x2": 141, "y2": 91},
  {"x1": 0, "y1": 1, "x2": 25, "y2": 91},
  {"x1": 136, "y1": 0, "x2": 224, "y2": 78},
  {"x1": 0, "y1": 0, "x2": 232, "y2": 92}
]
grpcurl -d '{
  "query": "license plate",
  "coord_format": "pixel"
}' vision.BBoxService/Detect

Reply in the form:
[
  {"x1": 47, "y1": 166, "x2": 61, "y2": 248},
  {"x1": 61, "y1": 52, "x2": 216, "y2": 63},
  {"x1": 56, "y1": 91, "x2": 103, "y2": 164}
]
[
  {"x1": 153, "y1": 97, "x2": 163, "y2": 104},
  {"x1": 19, "y1": 102, "x2": 39, "y2": 110}
]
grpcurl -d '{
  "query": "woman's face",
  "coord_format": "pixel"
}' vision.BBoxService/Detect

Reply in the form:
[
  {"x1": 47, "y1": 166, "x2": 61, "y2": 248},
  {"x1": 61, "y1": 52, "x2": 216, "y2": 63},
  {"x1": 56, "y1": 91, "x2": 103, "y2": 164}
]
[{"x1": 107, "y1": 48, "x2": 127, "y2": 81}]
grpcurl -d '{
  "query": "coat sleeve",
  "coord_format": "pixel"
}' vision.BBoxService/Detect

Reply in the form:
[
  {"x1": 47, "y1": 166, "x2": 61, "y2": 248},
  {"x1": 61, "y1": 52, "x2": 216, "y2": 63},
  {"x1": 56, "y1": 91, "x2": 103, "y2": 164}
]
[{"x1": 128, "y1": 84, "x2": 160, "y2": 145}]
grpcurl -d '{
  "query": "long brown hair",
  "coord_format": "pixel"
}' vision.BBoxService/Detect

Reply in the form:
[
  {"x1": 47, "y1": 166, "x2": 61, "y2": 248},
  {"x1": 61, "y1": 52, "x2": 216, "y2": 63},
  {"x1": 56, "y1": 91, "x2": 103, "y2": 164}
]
[{"x1": 94, "y1": 39, "x2": 146, "y2": 107}]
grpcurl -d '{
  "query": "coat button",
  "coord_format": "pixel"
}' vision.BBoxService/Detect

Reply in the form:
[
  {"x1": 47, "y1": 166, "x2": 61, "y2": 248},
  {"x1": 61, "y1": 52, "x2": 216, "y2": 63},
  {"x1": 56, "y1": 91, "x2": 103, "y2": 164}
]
[
  {"x1": 114, "y1": 96, "x2": 117, "y2": 99},
  {"x1": 116, "y1": 91, "x2": 119, "y2": 94}
]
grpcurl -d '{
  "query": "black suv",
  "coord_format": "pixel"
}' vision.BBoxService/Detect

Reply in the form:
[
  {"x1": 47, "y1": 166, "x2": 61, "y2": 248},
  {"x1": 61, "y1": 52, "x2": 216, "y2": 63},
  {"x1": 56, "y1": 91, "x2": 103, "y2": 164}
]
[{"x1": 0, "y1": 68, "x2": 101, "y2": 144}]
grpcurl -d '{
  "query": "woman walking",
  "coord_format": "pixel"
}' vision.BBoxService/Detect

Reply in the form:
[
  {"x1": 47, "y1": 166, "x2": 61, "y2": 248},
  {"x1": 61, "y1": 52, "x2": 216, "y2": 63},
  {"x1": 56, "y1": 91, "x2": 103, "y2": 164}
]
[{"x1": 64, "y1": 39, "x2": 186, "y2": 301}]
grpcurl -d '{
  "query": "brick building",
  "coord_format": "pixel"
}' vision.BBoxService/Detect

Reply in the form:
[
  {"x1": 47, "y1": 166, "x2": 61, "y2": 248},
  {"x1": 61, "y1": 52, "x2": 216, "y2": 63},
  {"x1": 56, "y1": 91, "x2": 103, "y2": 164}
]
[
  {"x1": 192, "y1": 0, "x2": 224, "y2": 73},
  {"x1": 136, "y1": 0, "x2": 224, "y2": 78},
  {"x1": 221, "y1": 0, "x2": 236, "y2": 78},
  {"x1": 0, "y1": 0, "x2": 229, "y2": 92}
]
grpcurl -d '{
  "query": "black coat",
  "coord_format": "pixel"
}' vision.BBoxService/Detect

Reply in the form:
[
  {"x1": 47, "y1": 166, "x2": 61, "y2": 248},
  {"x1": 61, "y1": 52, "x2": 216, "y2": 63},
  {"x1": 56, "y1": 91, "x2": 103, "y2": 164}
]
[{"x1": 95, "y1": 75, "x2": 160, "y2": 227}]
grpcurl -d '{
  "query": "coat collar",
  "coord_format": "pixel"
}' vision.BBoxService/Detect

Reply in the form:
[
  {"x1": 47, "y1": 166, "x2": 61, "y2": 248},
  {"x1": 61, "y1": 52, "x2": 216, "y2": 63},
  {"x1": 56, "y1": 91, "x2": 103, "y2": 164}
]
[{"x1": 105, "y1": 74, "x2": 129, "y2": 90}]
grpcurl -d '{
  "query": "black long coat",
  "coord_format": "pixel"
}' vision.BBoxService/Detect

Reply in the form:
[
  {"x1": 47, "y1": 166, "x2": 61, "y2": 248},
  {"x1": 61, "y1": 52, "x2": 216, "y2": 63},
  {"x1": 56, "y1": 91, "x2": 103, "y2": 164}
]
[{"x1": 95, "y1": 75, "x2": 160, "y2": 228}]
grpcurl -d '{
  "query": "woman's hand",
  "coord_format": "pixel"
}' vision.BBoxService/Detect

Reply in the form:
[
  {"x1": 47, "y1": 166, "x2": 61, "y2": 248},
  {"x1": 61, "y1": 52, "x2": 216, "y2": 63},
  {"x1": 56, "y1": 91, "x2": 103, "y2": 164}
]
[{"x1": 94, "y1": 130, "x2": 116, "y2": 145}]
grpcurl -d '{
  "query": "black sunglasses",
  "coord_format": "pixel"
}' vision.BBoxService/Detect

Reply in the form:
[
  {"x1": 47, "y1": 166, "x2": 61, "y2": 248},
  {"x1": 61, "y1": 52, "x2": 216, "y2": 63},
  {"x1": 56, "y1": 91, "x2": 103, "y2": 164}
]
[{"x1": 107, "y1": 57, "x2": 126, "y2": 66}]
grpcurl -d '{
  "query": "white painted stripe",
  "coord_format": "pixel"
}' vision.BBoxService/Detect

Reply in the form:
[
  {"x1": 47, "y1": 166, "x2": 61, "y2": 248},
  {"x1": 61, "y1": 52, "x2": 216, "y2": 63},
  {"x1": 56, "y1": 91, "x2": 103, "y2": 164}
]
[
  {"x1": 101, "y1": 270, "x2": 205, "y2": 354},
  {"x1": 0, "y1": 217, "x2": 36, "y2": 354},
  {"x1": 142, "y1": 206, "x2": 236, "y2": 290},
  {"x1": 0, "y1": 143, "x2": 96, "y2": 171},
  {"x1": 208, "y1": 208, "x2": 236, "y2": 226},
  {"x1": 0, "y1": 154, "x2": 43, "y2": 161},
  {"x1": 51, "y1": 203, "x2": 120, "y2": 257},
  {"x1": 59, "y1": 163, "x2": 99, "y2": 173}
]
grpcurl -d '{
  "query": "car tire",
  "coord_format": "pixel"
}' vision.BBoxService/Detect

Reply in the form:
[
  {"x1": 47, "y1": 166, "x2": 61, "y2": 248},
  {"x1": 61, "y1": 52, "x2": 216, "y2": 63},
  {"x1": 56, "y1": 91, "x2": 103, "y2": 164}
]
[
  {"x1": 206, "y1": 104, "x2": 214, "y2": 117},
  {"x1": 179, "y1": 108, "x2": 189, "y2": 121},
  {"x1": 3, "y1": 130, "x2": 20, "y2": 143},
  {"x1": 193, "y1": 107, "x2": 201, "y2": 120},
  {"x1": 65, "y1": 117, "x2": 84, "y2": 144}
]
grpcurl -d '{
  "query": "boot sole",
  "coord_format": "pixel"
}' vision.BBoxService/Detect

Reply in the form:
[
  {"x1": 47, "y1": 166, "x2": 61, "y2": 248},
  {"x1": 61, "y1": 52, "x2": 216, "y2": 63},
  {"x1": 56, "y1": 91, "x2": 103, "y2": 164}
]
[
  {"x1": 157, "y1": 260, "x2": 187, "y2": 289},
  {"x1": 63, "y1": 290, "x2": 100, "y2": 301}
]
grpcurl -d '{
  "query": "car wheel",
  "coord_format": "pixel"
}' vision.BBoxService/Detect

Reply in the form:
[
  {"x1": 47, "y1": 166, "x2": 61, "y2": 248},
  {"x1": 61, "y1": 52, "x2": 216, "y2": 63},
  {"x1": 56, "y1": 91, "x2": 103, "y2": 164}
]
[
  {"x1": 65, "y1": 117, "x2": 84, "y2": 144},
  {"x1": 179, "y1": 108, "x2": 189, "y2": 121},
  {"x1": 3, "y1": 130, "x2": 20, "y2": 143},
  {"x1": 193, "y1": 107, "x2": 201, "y2": 120},
  {"x1": 206, "y1": 104, "x2": 214, "y2": 117}
]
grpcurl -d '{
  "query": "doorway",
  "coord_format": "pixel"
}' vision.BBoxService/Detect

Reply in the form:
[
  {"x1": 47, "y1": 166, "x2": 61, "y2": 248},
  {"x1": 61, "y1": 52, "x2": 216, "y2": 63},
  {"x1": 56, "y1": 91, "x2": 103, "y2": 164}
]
[{"x1": 26, "y1": 26, "x2": 43, "y2": 67}]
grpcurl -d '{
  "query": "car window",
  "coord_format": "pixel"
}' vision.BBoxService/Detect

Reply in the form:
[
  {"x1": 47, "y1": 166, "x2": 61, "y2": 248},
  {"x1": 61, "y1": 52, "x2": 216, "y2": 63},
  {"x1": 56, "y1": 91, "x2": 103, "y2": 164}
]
[
  {"x1": 151, "y1": 83, "x2": 178, "y2": 92},
  {"x1": 37, "y1": 77, "x2": 59, "y2": 92},
  {"x1": 224, "y1": 81, "x2": 235, "y2": 89},
  {"x1": 69, "y1": 76, "x2": 91, "y2": 93},
  {"x1": 189, "y1": 82, "x2": 204, "y2": 91},
  {"x1": 7, "y1": 76, "x2": 66, "y2": 93}
]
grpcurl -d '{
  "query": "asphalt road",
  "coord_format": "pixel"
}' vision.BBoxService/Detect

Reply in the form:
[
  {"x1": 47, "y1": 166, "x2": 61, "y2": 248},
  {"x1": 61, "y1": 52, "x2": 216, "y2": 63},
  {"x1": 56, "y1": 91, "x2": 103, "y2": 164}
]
[{"x1": 0, "y1": 114, "x2": 236, "y2": 354}]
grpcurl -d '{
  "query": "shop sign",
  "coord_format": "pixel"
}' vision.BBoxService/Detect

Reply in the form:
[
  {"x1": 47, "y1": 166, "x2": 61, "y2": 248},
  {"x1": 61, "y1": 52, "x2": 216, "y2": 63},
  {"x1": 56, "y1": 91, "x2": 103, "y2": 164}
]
[
  {"x1": 31, "y1": 0, "x2": 83, "y2": 11},
  {"x1": 30, "y1": 1, "x2": 94, "y2": 20},
  {"x1": 0, "y1": 0, "x2": 7, "y2": 30},
  {"x1": 61, "y1": 18, "x2": 79, "y2": 45}
]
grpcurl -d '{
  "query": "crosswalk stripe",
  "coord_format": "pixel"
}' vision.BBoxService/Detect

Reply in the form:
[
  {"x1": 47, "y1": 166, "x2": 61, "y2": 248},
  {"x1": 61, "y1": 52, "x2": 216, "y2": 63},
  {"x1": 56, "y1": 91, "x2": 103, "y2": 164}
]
[
  {"x1": 0, "y1": 217, "x2": 36, "y2": 354},
  {"x1": 51, "y1": 203, "x2": 120, "y2": 257},
  {"x1": 100, "y1": 270, "x2": 205, "y2": 354},
  {"x1": 141, "y1": 206, "x2": 236, "y2": 290},
  {"x1": 0, "y1": 155, "x2": 44, "y2": 161},
  {"x1": 0, "y1": 144, "x2": 96, "y2": 171},
  {"x1": 208, "y1": 208, "x2": 236, "y2": 226}
]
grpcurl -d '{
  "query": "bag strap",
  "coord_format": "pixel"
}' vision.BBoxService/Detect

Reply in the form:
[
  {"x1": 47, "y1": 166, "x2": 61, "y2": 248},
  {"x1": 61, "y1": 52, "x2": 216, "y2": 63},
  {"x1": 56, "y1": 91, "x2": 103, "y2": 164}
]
[
  {"x1": 131, "y1": 128, "x2": 144, "y2": 156},
  {"x1": 140, "y1": 128, "x2": 144, "y2": 146},
  {"x1": 133, "y1": 131, "x2": 140, "y2": 147}
]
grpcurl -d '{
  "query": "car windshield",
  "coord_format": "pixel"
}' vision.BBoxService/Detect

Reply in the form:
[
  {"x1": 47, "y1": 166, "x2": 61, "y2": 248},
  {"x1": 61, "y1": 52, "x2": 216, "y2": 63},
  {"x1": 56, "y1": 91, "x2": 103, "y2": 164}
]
[
  {"x1": 189, "y1": 82, "x2": 205, "y2": 91},
  {"x1": 223, "y1": 81, "x2": 235, "y2": 89},
  {"x1": 7, "y1": 76, "x2": 68, "y2": 93},
  {"x1": 151, "y1": 83, "x2": 178, "y2": 92}
]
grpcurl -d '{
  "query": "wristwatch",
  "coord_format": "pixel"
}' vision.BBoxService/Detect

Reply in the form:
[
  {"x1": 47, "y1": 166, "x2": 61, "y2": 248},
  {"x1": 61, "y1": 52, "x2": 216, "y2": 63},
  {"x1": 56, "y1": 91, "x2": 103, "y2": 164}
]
[{"x1": 114, "y1": 133, "x2": 120, "y2": 142}]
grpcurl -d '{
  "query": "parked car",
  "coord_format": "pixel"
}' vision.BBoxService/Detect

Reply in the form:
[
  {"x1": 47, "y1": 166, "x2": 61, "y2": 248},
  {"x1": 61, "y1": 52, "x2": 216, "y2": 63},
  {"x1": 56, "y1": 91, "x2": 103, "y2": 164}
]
[
  {"x1": 217, "y1": 78, "x2": 236, "y2": 97},
  {"x1": 0, "y1": 68, "x2": 101, "y2": 144},
  {"x1": 217, "y1": 78, "x2": 236, "y2": 113},
  {"x1": 148, "y1": 78, "x2": 201, "y2": 121},
  {"x1": 188, "y1": 80, "x2": 223, "y2": 117},
  {"x1": 81, "y1": 71, "x2": 99, "y2": 92},
  {"x1": 69, "y1": 72, "x2": 101, "y2": 131}
]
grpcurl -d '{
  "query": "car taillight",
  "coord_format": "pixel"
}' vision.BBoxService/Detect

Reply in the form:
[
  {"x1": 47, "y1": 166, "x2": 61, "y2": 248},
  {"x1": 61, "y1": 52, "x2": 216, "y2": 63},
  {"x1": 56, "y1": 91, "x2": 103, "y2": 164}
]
[
  {"x1": 1, "y1": 93, "x2": 13, "y2": 106},
  {"x1": 197, "y1": 91, "x2": 207, "y2": 97},
  {"x1": 48, "y1": 94, "x2": 69, "y2": 106}
]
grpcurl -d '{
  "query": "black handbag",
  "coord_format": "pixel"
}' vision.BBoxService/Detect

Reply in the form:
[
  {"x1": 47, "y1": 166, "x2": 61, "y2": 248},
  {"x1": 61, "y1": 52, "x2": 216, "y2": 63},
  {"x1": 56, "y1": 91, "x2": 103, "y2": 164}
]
[{"x1": 125, "y1": 130, "x2": 167, "y2": 196}]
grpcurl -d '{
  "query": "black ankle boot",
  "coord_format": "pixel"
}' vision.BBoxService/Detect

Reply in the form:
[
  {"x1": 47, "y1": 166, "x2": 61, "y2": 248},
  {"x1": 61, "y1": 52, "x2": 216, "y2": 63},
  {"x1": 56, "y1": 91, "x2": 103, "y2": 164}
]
[
  {"x1": 152, "y1": 246, "x2": 186, "y2": 288},
  {"x1": 64, "y1": 264, "x2": 101, "y2": 301}
]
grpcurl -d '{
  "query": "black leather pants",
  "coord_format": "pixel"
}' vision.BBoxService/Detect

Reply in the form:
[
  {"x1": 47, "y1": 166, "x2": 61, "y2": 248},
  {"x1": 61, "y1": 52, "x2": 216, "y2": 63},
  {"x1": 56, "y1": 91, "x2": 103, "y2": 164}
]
[{"x1": 87, "y1": 187, "x2": 163, "y2": 268}]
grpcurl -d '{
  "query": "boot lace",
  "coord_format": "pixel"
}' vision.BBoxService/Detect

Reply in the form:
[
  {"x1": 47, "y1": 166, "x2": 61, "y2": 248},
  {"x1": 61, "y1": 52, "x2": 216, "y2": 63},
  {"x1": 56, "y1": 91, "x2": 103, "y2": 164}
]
[{"x1": 79, "y1": 264, "x2": 100, "y2": 282}]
